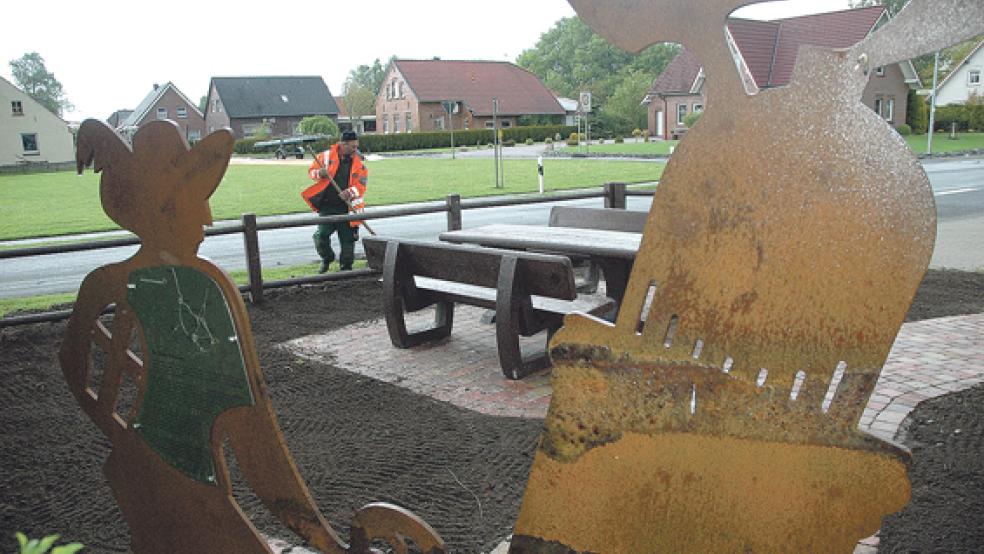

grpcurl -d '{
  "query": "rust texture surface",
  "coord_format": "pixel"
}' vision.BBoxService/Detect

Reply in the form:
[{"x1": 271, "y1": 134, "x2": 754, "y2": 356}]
[
  {"x1": 60, "y1": 120, "x2": 445, "y2": 553},
  {"x1": 511, "y1": 0, "x2": 980, "y2": 552}
]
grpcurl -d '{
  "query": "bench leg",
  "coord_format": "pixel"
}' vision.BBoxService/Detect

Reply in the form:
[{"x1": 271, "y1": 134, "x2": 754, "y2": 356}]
[
  {"x1": 496, "y1": 256, "x2": 550, "y2": 380},
  {"x1": 382, "y1": 241, "x2": 454, "y2": 348}
]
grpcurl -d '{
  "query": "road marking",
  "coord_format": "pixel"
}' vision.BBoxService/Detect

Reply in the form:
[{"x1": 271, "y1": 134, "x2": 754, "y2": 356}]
[{"x1": 935, "y1": 187, "x2": 980, "y2": 196}]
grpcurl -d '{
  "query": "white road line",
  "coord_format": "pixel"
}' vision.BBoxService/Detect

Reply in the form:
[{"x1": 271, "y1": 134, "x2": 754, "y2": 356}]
[{"x1": 935, "y1": 187, "x2": 980, "y2": 196}]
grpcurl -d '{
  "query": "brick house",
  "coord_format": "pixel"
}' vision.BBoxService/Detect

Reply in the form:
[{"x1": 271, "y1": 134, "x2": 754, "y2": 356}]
[
  {"x1": 204, "y1": 76, "x2": 339, "y2": 139},
  {"x1": 933, "y1": 39, "x2": 983, "y2": 106},
  {"x1": 644, "y1": 6, "x2": 920, "y2": 139},
  {"x1": 375, "y1": 59, "x2": 565, "y2": 134},
  {"x1": 118, "y1": 82, "x2": 205, "y2": 142}
]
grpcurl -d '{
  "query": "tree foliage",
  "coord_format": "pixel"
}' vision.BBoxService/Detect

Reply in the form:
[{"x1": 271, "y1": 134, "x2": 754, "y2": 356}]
[
  {"x1": 517, "y1": 17, "x2": 678, "y2": 133},
  {"x1": 299, "y1": 115, "x2": 340, "y2": 138},
  {"x1": 8, "y1": 52, "x2": 73, "y2": 117},
  {"x1": 344, "y1": 58, "x2": 388, "y2": 96}
]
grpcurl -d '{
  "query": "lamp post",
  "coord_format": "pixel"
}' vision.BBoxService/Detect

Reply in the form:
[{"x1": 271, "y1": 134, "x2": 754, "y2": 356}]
[
  {"x1": 442, "y1": 100, "x2": 457, "y2": 160},
  {"x1": 928, "y1": 52, "x2": 940, "y2": 156}
]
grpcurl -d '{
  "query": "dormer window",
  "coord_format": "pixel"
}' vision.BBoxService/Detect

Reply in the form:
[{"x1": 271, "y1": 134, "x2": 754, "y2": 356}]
[{"x1": 281, "y1": 94, "x2": 289, "y2": 103}]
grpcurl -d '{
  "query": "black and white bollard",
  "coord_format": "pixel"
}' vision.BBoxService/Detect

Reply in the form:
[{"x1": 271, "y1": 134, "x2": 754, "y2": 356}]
[{"x1": 538, "y1": 156, "x2": 544, "y2": 194}]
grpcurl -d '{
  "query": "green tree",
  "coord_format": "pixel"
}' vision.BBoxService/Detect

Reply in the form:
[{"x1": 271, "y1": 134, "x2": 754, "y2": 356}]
[
  {"x1": 299, "y1": 115, "x2": 340, "y2": 137},
  {"x1": 340, "y1": 81, "x2": 377, "y2": 121},
  {"x1": 598, "y1": 70, "x2": 651, "y2": 133},
  {"x1": 345, "y1": 58, "x2": 388, "y2": 95},
  {"x1": 906, "y1": 89, "x2": 928, "y2": 133},
  {"x1": 199, "y1": 95, "x2": 208, "y2": 113},
  {"x1": 517, "y1": 17, "x2": 678, "y2": 106},
  {"x1": 848, "y1": 0, "x2": 909, "y2": 15},
  {"x1": 8, "y1": 52, "x2": 73, "y2": 117}
]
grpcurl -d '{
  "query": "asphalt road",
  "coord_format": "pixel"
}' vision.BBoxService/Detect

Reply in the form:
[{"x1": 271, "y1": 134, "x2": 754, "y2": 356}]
[{"x1": 2, "y1": 158, "x2": 982, "y2": 300}]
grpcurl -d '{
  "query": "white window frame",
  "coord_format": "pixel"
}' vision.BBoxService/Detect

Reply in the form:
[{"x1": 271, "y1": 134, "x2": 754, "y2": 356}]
[
  {"x1": 885, "y1": 97, "x2": 894, "y2": 121},
  {"x1": 213, "y1": 99, "x2": 222, "y2": 113},
  {"x1": 434, "y1": 117, "x2": 445, "y2": 130},
  {"x1": 677, "y1": 104, "x2": 688, "y2": 125},
  {"x1": 969, "y1": 69, "x2": 981, "y2": 86},
  {"x1": 693, "y1": 103, "x2": 704, "y2": 113},
  {"x1": 21, "y1": 133, "x2": 39, "y2": 154},
  {"x1": 484, "y1": 121, "x2": 495, "y2": 129},
  {"x1": 383, "y1": 117, "x2": 390, "y2": 134},
  {"x1": 874, "y1": 98, "x2": 883, "y2": 118},
  {"x1": 176, "y1": 107, "x2": 188, "y2": 119},
  {"x1": 11, "y1": 100, "x2": 23, "y2": 116},
  {"x1": 405, "y1": 112, "x2": 412, "y2": 132},
  {"x1": 157, "y1": 107, "x2": 168, "y2": 119},
  {"x1": 875, "y1": 66, "x2": 885, "y2": 77}
]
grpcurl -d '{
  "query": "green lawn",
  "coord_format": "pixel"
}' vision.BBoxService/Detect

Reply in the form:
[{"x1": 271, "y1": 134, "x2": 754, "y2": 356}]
[
  {"x1": 905, "y1": 132, "x2": 984, "y2": 154},
  {"x1": 0, "y1": 158, "x2": 661, "y2": 241},
  {"x1": 556, "y1": 140, "x2": 679, "y2": 156},
  {"x1": 0, "y1": 260, "x2": 371, "y2": 317}
]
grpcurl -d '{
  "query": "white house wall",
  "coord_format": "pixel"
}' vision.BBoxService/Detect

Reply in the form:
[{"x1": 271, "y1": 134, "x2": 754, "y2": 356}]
[
  {"x1": 1, "y1": 78, "x2": 74, "y2": 166},
  {"x1": 936, "y1": 44, "x2": 984, "y2": 106}
]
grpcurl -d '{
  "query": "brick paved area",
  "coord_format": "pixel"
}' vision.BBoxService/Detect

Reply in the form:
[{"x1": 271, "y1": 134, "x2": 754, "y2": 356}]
[{"x1": 284, "y1": 310, "x2": 984, "y2": 553}]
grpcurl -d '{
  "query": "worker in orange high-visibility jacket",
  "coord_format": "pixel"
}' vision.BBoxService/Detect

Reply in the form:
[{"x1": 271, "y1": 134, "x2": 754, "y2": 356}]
[{"x1": 302, "y1": 131, "x2": 367, "y2": 273}]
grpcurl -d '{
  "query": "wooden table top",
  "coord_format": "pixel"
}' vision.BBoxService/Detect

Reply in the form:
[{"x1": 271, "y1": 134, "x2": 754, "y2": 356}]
[{"x1": 439, "y1": 224, "x2": 642, "y2": 260}]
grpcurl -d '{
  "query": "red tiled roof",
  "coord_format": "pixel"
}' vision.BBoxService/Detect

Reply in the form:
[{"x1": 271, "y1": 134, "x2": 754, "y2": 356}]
[
  {"x1": 648, "y1": 49, "x2": 702, "y2": 95},
  {"x1": 393, "y1": 59, "x2": 564, "y2": 117},
  {"x1": 650, "y1": 6, "x2": 887, "y2": 95},
  {"x1": 333, "y1": 96, "x2": 348, "y2": 117}
]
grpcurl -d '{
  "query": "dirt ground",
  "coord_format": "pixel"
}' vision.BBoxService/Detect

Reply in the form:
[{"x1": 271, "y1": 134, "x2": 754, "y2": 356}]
[{"x1": 1, "y1": 268, "x2": 982, "y2": 553}]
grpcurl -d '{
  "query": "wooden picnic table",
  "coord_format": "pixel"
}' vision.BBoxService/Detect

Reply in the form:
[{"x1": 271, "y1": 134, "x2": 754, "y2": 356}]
[{"x1": 439, "y1": 224, "x2": 642, "y2": 307}]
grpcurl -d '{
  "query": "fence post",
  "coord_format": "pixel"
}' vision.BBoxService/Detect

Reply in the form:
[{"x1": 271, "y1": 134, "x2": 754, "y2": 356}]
[
  {"x1": 604, "y1": 182, "x2": 627, "y2": 209},
  {"x1": 242, "y1": 213, "x2": 264, "y2": 304},
  {"x1": 446, "y1": 193, "x2": 462, "y2": 231}
]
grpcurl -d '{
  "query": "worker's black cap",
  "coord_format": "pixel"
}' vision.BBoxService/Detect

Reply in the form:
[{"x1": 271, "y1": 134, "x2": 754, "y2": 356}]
[{"x1": 341, "y1": 130, "x2": 359, "y2": 142}]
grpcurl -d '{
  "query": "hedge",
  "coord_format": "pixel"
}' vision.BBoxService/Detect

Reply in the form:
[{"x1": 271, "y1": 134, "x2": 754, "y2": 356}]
[
  {"x1": 234, "y1": 125, "x2": 578, "y2": 154},
  {"x1": 933, "y1": 103, "x2": 984, "y2": 132}
]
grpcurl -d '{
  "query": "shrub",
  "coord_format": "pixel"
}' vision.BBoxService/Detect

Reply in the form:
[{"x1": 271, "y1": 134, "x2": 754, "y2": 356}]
[
  {"x1": 615, "y1": 136, "x2": 624, "y2": 143},
  {"x1": 524, "y1": 137, "x2": 534, "y2": 145},
  {"x1": 632, "y1": 128, "x2": 642, "y2": 138},
  {"x1": 299, "y1": 115, "x2": 339, "y2": 138},
  {"x1": 502, "y1": 139, "x2": 516, "y2": 147},
  {"x1": 233, "y1": 138, "x2": 261, "y2": 154},
  {"x1": 682, "y1": 111, "x2": 703, "y2": 128},
  {"x1": 567, "y1": 132, "x2": 580, "y2": 147},
  {"x1": 895, "y1": 123, "x2": 912, "y2": 135},
  {"x1": 544, "y1": 137, "x2": 553, "y2": 144},
  {"x1": 554, "y1": 132, "x2": 562, "y2": 141},
  {"x1": 907, "y1": 90, "x2": 929, "y2": 134}
]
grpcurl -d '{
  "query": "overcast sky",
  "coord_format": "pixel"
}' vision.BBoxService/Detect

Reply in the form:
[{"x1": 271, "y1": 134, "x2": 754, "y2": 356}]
[{"x1": 1, "y1": 0, "x2": 851, "y2": 121}]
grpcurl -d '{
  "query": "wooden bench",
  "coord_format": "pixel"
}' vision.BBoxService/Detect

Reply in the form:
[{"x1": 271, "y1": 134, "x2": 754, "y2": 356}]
[
  {"x1": 548, "y1": 206, "x2": 647, "y2": 292},
  {"x1": 363, "y1": 236, "x2": 615, "y2": 379}
]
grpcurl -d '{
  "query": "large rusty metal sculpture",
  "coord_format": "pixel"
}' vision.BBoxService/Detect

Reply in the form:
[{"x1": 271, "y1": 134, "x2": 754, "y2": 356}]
[
  {"x1": 511, "y1": 1, "x2": 984, "y2": 552},
  {"x1": 60, "y1": 120, "x2": 444, "y2": 554}
]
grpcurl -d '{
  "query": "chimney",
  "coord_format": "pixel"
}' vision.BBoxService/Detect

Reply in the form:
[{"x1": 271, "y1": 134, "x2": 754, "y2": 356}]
[{"x1": 153, "y1": 83, "x2": 160, "y2": 90}]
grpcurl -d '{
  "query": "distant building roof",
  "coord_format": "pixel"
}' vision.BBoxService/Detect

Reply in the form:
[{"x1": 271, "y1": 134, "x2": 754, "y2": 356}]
[
  {"x1": 556, "y1": 97, "x2": 579, "y2": 112},
  {"x1": 211, "y1": 76, "x2": 338, "y2": 118},
  {"x1": 107, "y1": 109, "x2": 133, "y2": 128},
  {"x1": 393, "y1": 59, "x2": 564, "y2": 117},
  {"x1": 121, "y1": 82, "x2": 202, "y2": 128},
  {"x1": 649, "y1": 6, "x2": 889, "y2": 96}
]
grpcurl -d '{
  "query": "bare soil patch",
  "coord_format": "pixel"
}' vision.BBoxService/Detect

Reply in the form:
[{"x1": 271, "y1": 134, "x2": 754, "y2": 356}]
[{"x1": 1, "y1": 269, "x2": 982, "y2": 552}]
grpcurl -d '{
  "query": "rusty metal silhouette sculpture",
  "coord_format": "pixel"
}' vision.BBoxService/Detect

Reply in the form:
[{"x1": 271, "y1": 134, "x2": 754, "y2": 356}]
[
  {"x1": 60, "y1": 119, "x2": 445, "y2": 554},
  {"x1": 510, "y1": 1, "x2": 984, "y2": 552}
]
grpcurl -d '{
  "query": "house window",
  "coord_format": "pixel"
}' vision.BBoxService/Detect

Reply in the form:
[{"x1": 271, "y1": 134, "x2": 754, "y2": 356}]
[
  {"x1": 383, "y1": 116, "x2": 389, "y2": 134},
  {"x1": 11, "y1": 100, "x2": 23, "y2": 116},
  {"x1": 187, "y1": 129, "x2": 201, "y2": 141},
  {"x1": 875, "y1": 66, "x2": 885, "y2": 77},
  {"x1": 176, "y1": 107, "x2": 187, "y2": 118},
  {"x1": 677, "y1": 104, "x2": 688, "y2": 125},
  {"x1": 884, "y1": 97, "x2": 894, "y2": 121},
  {"x1": 157, "y1": 107, "x2": 167, "y2": 119},
  {"x1": 970, "y1": 69, "x2": 981, "y2": 85},
  {"x1": 693, "y1": 103, "x2": 704, "y2": 113},
  {"x1": 242, "y1": 123, "x2": 258, "y2": 137},
  {"x1": 500, "y1": 120, "x2": 511, "y2": 128},
  {"x1": 434, "y1": 117, "x2": 445, "y2": 130},
  {"x1": 405, "y1": 112, "x2": 412, "y2": 132},
  {"x1": 213, "y1": 99, "x2": 222, "y2": 113},
  {"x1": 398, "y1": 81, "x2": 405, "y2": 99},
  {"x1": 873, "y1": 98, "x2": 882, "y2": 117},
  {"x1": 485, "y1": 121, "x2": 495, "y2": 129},
  {"x1": 394, "y1": 114, "x2": 401, "y2": 133},
  {"x1": 21, "y1": 133, "x2": 39, "y2": 154}
]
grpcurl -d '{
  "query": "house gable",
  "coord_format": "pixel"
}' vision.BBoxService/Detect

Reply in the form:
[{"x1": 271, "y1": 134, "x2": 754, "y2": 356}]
[
  {"x1": 0, "y1": 76, "x2": 74, "y2": 166},
  {"x1": 934, "y1": 39, "x2": 984, "y2": 106}
]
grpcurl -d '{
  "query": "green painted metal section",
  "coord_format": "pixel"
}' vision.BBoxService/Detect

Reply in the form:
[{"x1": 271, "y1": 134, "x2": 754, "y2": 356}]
[{"x1": 128, "y1": 265, "x2": 255, "y2": 484}]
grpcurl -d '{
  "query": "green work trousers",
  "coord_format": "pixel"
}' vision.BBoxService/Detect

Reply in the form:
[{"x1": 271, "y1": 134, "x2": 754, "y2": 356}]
[{"x1": 314, "y1": 204, "x2": 358, "y2": 270}]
